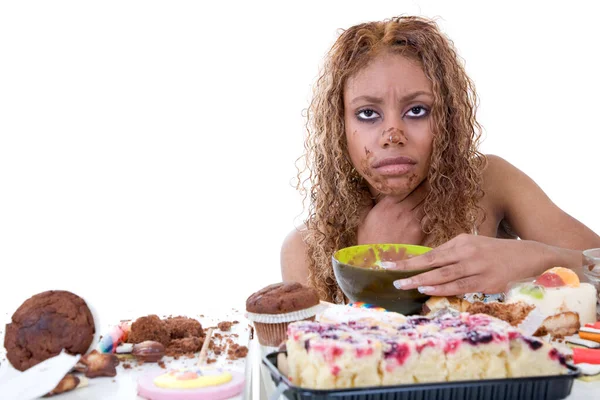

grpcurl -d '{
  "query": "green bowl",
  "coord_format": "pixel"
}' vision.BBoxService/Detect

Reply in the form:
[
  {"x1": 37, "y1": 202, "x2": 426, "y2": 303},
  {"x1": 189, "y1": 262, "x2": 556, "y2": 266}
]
[{"x1": 332, "y1": 243, "x2": 433, "y2": 315}]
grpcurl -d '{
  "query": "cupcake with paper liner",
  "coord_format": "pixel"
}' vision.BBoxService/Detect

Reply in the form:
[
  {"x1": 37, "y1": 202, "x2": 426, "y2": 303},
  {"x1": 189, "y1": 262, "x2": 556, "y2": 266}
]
[{"x1": 246, "y1": 282, "x2": 321, "y2": 347}]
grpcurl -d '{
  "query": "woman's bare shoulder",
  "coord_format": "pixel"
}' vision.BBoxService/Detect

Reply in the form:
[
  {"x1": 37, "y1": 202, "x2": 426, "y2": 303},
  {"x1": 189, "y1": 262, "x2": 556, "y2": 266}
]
[
  {"x1": 481, "y1": 154, "x2": 527, "y2": 205},
  {"x1": 280, "y1": 225, "x2": 310, "y2": 285},
  {"x1": 482, "y1": 154, "x2": 514, "y2": 185},
  {"x1": 481, "y1": 154, "x2": 600, "y2": 248}
]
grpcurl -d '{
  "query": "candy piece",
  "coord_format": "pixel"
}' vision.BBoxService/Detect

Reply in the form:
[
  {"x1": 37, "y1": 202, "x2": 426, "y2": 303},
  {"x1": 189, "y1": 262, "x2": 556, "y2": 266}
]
[
  {"x1": 98, "y1": 322, "x2": 131, "y2": 353},
  {"x1": 575, "y1": 363, "x2": 600, "y2": 376},
  {"x1": 581, "y1": 327, "x2": 600, "y2": 333},
  {"x1": 579, "y1": 327, "x2": 600, "y2": 343},
  {"x1": 77, "y1": 350, "x2": 120, "y2": 378},
  {"x1": 116, "y1": 343, "x2": 134, "y2": 354},
  {"x1": 46, "y1": 374, "x2": 89, "y2": 397},
  {"x1": 535, "y1": 267, "x2": 580, "y2": 288},
  {"x1": 133, "y1": 341, "x2": 165, "y2": 363},
  {"x1": 137, "y1": 370, "x2": 245, "y2": 400},
  {"x1": 573, "y1": 348, "x2": 600, "y2": 364},
  {"x1": 566, "y1": 335, "x2": 600, "y2": 349},
  {"x1": 348, "y1": 302, "x2": 387, "y2": 312}
]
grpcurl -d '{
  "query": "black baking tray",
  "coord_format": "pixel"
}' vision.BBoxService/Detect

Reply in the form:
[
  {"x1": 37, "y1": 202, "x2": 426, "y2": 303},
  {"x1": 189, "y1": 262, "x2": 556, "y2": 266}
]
[{"x1": 263, "y1": 351, "x2": 580, "y2": 400}]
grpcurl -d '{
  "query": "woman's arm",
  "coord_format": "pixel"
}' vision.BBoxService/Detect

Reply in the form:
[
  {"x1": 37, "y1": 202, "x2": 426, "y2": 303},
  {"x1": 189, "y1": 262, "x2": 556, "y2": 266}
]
[
  {"x1": 490, "y1": 154, "x2": 600, "y2": 253},
  {"x1": 387, "y1": 155, "x2": 600, "y2": 295},
  {"x1": 280, "y1": 227, "x2": 310, "y2": 285}
]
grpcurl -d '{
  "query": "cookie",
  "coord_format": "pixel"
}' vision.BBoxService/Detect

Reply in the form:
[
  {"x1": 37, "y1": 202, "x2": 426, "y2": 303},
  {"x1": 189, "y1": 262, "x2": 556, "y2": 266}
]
[{"x1": 4, "y1": 290, "x2": 95, "y2": 371}]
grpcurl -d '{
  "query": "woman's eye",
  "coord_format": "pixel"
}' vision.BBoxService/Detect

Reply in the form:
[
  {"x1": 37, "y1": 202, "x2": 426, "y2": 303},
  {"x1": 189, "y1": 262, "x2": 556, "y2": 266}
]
[
  {"x1": 356, "y1": 109, "x2": 380, "y2": 121},
  {"x1": 405, "y1": 106, "x2": 429, "y2": 118}
]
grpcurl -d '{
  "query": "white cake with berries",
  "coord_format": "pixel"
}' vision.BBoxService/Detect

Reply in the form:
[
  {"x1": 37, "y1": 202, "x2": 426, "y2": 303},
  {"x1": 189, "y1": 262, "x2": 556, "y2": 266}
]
[
  {"x1": 285, "y1": 312, "x2": 567, "y2": 389},
  {"x1": 506, "y1": 267, "x2": 597, "y2": 327}
]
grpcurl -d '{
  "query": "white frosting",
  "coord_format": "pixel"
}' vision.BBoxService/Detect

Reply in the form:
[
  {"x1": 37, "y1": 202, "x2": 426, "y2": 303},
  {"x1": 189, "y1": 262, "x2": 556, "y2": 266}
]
[
  {"x1": 316, "y1": 303, "x2": 406, "y2": 325},
  {"x1": 506, "y1": 283, "x2": 597, "y2": 325},
  {"x1": 245, "y1": 303, "x2": 324, "y2": 323}
]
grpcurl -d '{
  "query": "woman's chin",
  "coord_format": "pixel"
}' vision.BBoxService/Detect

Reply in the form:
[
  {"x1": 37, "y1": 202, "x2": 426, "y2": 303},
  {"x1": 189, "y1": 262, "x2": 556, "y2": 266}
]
[
  {"x1": 372, "y1": 186, "x2": 411, "y2": 198},
  {"x1": 369, "y1": 177, "x2": 423, "y2": 198}
]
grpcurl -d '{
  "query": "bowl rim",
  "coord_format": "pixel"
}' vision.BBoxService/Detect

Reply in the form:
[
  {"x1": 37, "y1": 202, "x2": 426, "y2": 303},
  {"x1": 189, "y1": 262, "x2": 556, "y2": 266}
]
[{"x1": 332, "y1": 243, "x2": 434, "y2": 274}]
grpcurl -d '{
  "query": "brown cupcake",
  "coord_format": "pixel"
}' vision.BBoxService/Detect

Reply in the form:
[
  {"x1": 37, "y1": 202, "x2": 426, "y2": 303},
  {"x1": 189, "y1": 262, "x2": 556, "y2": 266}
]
[{"x1": 246, "y1": 282, "x2": 321, "y2": 347}]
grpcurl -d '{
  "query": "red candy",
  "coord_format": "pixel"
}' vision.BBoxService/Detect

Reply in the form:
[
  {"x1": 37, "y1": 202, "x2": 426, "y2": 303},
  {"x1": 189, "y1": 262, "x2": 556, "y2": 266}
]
[{"x1": 573, "y1": 347, "x2": 600, "y2": 365}]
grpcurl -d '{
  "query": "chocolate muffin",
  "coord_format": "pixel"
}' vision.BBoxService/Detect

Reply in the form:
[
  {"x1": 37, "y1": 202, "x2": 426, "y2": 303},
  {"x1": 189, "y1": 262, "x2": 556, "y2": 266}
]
[
  {"x1": 127, "y1": 315, "x2": 171, "y2": 347},
  {"x1": 246, "y1": 282, "x2": 321, "y2": 347},
  {"x1": 4, "y1": 290, "x2": 95, "y2": 371}
]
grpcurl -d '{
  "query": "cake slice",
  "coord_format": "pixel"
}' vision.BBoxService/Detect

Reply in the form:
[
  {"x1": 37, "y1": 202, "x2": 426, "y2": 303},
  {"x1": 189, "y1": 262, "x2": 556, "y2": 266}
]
[
  {"x1": 507, "y1": 331, "x2": 567, "y2": 377},
  {"x1": 285, "y1": 312, "x2": 568, "y2": 389},
  {"x1": 380, "y1": 337, "x2": 419, "y2": 384},
  {"x1": 533, "y1": 312, "x2": 580, "y2": 338},
  {"x1": 506, "y1": 267, "x2": 598, "y2": 328},
  {"x1": 286, "y1": 321, "x2": 382, "y2": 389}
]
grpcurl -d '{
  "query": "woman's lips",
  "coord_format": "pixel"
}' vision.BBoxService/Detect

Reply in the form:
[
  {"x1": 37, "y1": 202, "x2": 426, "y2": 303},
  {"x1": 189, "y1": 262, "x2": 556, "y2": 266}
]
[{"x1": 372, "y1": 156, "x2": 416, "y2": 176}]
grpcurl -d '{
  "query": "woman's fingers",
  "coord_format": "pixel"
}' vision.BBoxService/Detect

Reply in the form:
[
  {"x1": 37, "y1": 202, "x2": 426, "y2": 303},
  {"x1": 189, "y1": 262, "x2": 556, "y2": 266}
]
[
  {"x1": 393, "y1": 263, "x2": 472, "y2": 289},
  {"x1": 413, "y1": 276, "x2": 482, "y2": 297},
  {"x1": 385, "y1": 245, "x2": 460, "y2": 271}
]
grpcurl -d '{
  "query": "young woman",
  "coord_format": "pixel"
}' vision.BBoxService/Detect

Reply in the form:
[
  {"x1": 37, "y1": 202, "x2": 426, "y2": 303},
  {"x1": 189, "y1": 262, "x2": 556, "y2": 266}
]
[{"x1": 281, "y1": 16, "x2": 600, "y2": 303}]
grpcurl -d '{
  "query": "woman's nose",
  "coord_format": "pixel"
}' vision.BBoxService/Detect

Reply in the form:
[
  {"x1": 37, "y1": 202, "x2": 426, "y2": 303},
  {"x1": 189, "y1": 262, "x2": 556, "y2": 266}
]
[{"x1": 380, "y1": 126, "x2": 408, "y2": 148}]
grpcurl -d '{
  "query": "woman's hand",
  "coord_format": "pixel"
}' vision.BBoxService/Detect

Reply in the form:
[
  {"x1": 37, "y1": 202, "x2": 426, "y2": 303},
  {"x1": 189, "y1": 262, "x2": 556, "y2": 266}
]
[
  {"x1": 357, "y1": 181, "x2": 428, "y2": 246},
  {"x1": 387, "y1": 234, "x2": 574, "y2": 296}
]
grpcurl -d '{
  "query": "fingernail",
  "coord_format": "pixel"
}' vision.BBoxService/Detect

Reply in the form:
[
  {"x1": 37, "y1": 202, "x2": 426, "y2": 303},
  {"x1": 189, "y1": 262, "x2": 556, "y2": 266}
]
[
  {"x1": 393, "y1": 279, "x2": 411, "y2": 289},
  {"x1": 417, "y1": 286, "x2": 434, "y2": 294},
  {"x1": 380, "y1": 261, "x2": 397, "y2": 269}
]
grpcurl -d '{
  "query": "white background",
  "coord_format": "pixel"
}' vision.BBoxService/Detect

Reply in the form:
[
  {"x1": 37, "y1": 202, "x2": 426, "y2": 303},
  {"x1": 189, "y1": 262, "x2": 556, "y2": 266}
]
[{"x1": 1, "y1": 0, "x2": 599, "y2": 321}]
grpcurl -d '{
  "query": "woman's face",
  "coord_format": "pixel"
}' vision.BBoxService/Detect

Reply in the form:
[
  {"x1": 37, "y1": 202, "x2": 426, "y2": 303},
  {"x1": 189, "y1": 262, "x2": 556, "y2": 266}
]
[{"x1": 344, "y1": 52, "x2": 434, "y2": 199}]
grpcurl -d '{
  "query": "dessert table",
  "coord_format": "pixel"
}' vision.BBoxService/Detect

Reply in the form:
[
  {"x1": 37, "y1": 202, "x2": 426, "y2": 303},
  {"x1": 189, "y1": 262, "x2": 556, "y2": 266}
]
[
  {"x1": 0, "y1": 304, "x2": 253, "y2": 400},
  {"x1": 2, "y1": 299, "x2": 600, "y2": 400}
]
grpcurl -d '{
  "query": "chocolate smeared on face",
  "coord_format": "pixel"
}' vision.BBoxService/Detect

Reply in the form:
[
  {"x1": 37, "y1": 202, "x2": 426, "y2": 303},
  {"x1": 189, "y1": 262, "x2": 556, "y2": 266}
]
[
  {"x1": 382, "y1": 127, "x2": 408, "y2": 145},
  {"x1": 360, "y1": 146, "x2": 390, "y2": 193},
  {"x1": 406, "y1": 173, "x2": 419, "y2": 188}
]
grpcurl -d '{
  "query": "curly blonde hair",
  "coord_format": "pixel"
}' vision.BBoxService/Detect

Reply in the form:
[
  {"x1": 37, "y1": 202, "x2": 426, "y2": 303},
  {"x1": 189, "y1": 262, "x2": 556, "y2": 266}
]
[{"x1": 296, "y1": 16, "x2": 487, "y2": 303}]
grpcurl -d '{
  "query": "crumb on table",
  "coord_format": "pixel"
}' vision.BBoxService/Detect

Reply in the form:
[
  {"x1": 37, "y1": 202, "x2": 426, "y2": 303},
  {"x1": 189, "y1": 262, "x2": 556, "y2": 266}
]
[
  {"x1": 227, "y1": 344, "x2": 248, "y2": 360},
  {"x1": 218, "y1": 321, "x2": 232, "y2": 331}
]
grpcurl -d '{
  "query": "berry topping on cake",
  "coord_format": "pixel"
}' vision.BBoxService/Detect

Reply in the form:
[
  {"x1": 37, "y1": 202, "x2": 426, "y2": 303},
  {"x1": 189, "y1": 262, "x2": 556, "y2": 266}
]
[{"x1": 285, "y1": 312, "x2": 568, "y2": 389}]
